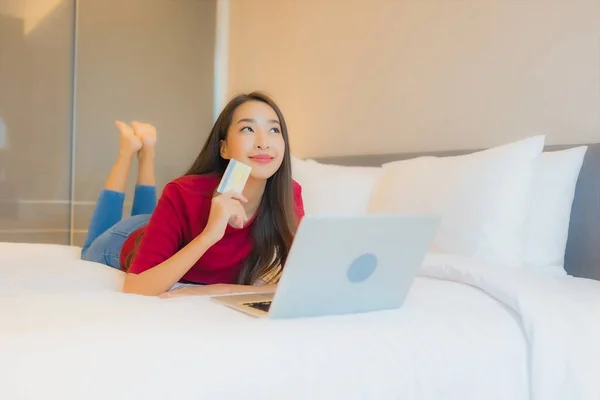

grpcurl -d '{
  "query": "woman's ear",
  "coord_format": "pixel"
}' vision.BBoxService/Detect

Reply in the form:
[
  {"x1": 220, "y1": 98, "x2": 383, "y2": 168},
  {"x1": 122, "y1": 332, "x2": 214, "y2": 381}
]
[{"x1": 219, "y1": 139, "x2": 229, "y2": 159}]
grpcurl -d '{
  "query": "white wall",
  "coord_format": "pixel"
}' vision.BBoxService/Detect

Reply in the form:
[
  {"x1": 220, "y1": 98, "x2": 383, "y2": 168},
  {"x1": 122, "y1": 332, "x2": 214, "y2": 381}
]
[{"x1": 226, "y1": 0, "x2": 600, "y2": 158}]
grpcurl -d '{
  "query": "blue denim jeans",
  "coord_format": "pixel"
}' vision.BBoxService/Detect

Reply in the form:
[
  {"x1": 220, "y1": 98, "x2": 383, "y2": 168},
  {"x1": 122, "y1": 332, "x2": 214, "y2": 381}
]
[{"x1": 80, "y1": 185, "x2": 156, "y2": 270}]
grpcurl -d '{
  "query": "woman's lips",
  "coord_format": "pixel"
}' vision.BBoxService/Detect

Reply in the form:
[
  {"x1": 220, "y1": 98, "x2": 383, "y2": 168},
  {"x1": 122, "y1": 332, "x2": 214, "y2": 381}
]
[{"x1": 249, "y1": 155, "x2": 273, "y2": 164}]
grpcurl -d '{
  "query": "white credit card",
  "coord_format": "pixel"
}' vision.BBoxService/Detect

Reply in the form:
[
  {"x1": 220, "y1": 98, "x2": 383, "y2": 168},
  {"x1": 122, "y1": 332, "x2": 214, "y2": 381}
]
[{"x1": 216, "y1": 159, "x2": 252, "y2": 194}]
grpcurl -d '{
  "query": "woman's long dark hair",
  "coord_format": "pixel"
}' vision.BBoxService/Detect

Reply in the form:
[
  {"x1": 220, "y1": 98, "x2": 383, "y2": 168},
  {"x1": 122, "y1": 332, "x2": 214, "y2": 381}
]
[{"x1": 125, "y1": 92, "x2": 298, "y2": 285}]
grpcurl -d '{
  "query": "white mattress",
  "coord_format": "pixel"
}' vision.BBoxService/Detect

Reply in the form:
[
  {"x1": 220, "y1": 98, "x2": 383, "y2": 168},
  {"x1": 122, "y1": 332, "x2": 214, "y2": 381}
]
[{"x1": 0, "y1": 242, "x2": 598, "y2": 400}]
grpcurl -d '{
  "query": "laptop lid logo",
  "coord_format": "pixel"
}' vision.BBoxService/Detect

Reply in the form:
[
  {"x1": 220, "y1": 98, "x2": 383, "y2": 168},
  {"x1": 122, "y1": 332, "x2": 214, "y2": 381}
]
[{"x1": 347, "y1": 253, "x2": 377, "y2": 283}]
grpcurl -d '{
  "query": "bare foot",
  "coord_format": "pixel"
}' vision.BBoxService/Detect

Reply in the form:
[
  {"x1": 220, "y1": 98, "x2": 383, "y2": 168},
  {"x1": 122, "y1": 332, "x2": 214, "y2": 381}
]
[
  {"x1": 115, "y1": 121, "x2": 142, "y2": 156},
  {"x1": 131, "y1": 121, "x2": 157, "y2": 159}
]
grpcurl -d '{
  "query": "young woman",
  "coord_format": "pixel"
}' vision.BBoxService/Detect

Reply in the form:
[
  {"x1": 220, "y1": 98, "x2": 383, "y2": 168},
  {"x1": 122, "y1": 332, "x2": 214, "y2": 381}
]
[{"x1": 121, "y1": 92, "x2": 304, "y2": 297}]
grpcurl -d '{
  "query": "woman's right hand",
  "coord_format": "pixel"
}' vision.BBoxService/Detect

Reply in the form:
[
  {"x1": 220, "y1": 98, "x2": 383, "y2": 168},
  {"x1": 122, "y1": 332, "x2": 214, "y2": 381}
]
[{"x1": 201, "y1": 191, "x2": 248, "y2": 245}]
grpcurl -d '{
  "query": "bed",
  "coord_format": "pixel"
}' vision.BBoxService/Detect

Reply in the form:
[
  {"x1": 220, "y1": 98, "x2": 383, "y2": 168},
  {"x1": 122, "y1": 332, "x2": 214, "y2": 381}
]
[{"x1": 1, "y1": 138, "x2": 599, "y2": 400}]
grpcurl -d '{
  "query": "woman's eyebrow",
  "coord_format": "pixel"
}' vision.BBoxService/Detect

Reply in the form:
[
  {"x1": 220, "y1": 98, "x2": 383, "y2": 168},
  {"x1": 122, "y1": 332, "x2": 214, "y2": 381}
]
[{"x1": 237, "y1": 118, "x2": 280, "y2": 125}]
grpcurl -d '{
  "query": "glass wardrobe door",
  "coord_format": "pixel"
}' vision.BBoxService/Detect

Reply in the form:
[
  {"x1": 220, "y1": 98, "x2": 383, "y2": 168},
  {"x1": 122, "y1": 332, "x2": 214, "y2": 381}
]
[{"x1": 0, "y1": 0, "x2": 75, "y2": 244}]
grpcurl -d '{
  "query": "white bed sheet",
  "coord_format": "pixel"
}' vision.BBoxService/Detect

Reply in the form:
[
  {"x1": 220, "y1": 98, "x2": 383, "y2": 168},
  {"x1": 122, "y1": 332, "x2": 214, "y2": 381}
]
[{"x1": 0, "y1": 242, "x2": 598, "y2": 400}]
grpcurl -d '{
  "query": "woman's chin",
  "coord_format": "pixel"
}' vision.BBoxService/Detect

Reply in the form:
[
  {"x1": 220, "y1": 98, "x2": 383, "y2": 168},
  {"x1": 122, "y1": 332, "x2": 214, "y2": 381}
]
[
  {"x1": 248, "y1": 165, "x2": 281, "y2": 181},
  {"x1": 249, "y1": 171, "x2": 276, "y2": 181}
]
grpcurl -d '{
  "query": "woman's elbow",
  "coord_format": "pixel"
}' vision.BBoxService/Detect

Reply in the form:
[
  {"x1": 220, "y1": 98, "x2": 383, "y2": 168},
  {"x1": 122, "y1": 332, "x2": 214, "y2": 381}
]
[
  {"x1": 121, "y1": 273, "x2": 164, "y2": 297},
  {"x1": 122, "y1": 273, "x2": 135, "y2": 293},
  {"x1": 122, "y1": 273, "x2": 144, "y2": 295}
]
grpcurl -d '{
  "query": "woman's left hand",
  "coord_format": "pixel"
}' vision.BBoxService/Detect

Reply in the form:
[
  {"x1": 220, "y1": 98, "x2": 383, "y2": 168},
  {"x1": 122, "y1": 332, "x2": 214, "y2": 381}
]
[
  {"x1": 158, "y1": 284, "x2": 236, "y2": 298},
  {"x1": 158, "y1": 283, "x2": 276, "y2": 299}
]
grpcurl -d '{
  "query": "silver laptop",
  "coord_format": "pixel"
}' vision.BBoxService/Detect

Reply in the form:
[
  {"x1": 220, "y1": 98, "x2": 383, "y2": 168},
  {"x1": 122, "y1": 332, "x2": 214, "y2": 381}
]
[{"x1": 212, "y1": 214, "x2": 440, "y2": 319}]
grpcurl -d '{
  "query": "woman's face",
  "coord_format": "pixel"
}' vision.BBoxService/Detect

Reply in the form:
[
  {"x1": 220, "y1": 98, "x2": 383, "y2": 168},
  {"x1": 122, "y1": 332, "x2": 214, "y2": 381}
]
[{"x1": 220, "y1": 100, "x2": 286, "y2": 180}]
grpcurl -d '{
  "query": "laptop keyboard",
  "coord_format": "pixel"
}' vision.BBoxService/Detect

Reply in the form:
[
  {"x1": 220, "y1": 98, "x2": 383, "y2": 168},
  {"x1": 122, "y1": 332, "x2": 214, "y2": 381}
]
[{"x1": 244, "y1": 301, "x2": 272, "y2": 312}]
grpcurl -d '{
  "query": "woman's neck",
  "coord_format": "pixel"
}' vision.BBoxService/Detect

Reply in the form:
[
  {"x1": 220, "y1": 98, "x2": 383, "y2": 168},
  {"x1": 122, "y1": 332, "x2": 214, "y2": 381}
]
[{"x1": 242, "y1": 177, "x2": 266, "y2": 216}]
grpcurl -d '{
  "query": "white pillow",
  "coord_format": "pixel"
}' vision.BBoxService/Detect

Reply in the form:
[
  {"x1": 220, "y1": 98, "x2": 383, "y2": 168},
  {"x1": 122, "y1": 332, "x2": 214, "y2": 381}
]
[
  {"x1": 291, "y1": 157, "x2": 383, "y2": 215},
  {"x1": 369, "y1": 135, "x2": 546, "y2": 267},
  {"x1": 522, "y1": 146, "x2": 587, "y2": 268}
]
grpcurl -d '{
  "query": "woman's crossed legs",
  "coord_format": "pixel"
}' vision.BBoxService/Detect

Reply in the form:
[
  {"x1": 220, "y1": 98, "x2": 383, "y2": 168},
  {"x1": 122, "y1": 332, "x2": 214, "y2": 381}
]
[{"x1": 80, "y1": 121, "x2": 158, "y2": 270}]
